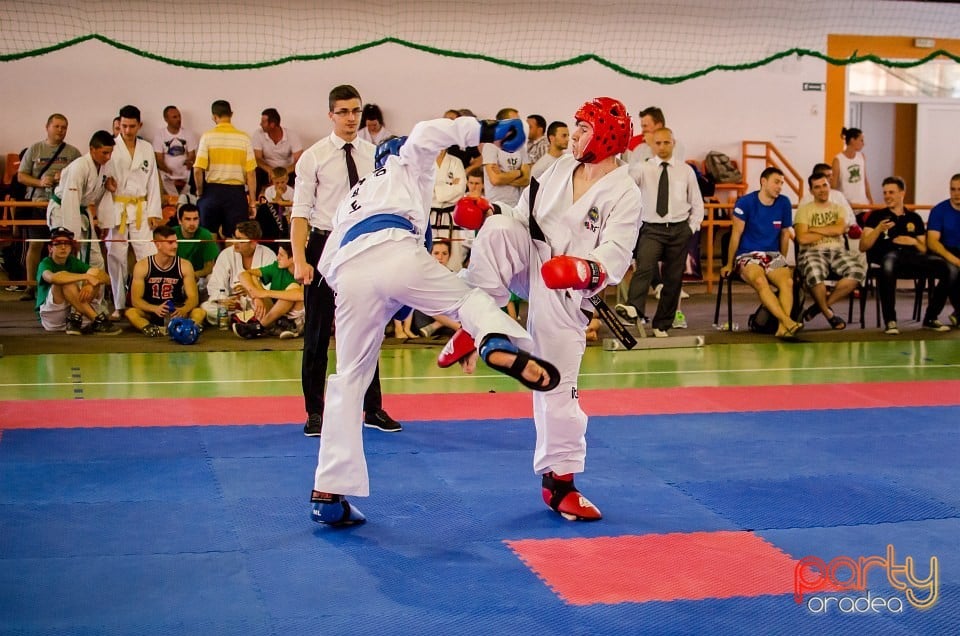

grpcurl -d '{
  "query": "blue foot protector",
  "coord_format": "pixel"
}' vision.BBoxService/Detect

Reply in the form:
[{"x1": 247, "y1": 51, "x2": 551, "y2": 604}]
[
  {"x1": 478, "y1": 335, "x2": 561, "y2": 392},
  {"x1": 311, "y1": 491, "x2": 366, "y2": 526}
]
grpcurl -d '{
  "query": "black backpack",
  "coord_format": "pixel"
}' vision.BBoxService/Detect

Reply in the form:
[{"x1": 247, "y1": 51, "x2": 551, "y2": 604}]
[
  {"x1": 4, "y1": 147, "x2": 28, "y2": 201},
  {"x1": 747, "y1": 305, "x2": 778, "y2": 334},
  {"x1": 688, "y1": 161, "x2": 716, "y2": 199}
]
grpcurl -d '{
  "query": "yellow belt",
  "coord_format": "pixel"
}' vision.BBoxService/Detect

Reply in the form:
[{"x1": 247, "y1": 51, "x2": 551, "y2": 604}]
[{"x1": 114, "y1": 195, "x2": 146, "y2": 233}]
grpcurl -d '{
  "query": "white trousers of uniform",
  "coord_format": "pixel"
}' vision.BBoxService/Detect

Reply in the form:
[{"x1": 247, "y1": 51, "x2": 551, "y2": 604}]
[
  {"x1": 106, "y1": 223, "x2": 157, "y2": 311},
  {"x1": 461, "y1": 214, "x2": 590, "y2": 477},
  {"x1": 45, "y1": 204, "x2": 106, "y2": 271},
  {"x1": 313, "y1": 236, "x2": 532, "y2": 497}
]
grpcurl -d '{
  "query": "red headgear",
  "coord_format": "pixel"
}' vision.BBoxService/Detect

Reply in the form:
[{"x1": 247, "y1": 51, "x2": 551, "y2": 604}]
[{"x1": 573, "y1": 97, "x2": 632, "y2": 164}]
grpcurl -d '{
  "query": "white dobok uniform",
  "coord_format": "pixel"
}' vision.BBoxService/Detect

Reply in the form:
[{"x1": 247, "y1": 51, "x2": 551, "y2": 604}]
[
  {"x1": 102, "y1": 137, "x2": 162, "y2": 311},
  {"x1": 463, "y1": 153, "x2": 642, "y2": 476},
  {"x1": 47, "y1": 154, "x2": 109, "y2": 269},
  {"x1": 313, "y1": 117, "x2": 532, "y2": 497},
  {"x1": 431, "y1": 151, "x2": 469, "y2": 271},
  {"x1": 200, "y1": 244, "x2": 277, "y2": 325}
]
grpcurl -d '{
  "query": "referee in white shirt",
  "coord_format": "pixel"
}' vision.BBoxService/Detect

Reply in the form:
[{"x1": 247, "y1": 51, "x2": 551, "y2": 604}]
[
  {"x1": 291, "y1": 84, "x2": 399, "y2": 436},
  {"x1": 623, "y1": 128, "x2": 704, "y2": 336}
]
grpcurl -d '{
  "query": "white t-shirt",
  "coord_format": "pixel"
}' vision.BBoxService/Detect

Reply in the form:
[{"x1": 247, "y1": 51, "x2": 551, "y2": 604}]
[
  {"x1": 263, "y1": 184, "x2": 293, "y2": 205},
  {"x1": 481, "y1": 143, "x2": 529, "y2": 207},
  {"x1": 152, "y1": 128, "x2": 197, "y2": 181},
  {"x1": 252, "y1": 128, "x2": 303, "y2": 170},
  {"x1": 358, "y1": 127, "x2": 394, "y2": 146},
  {"x1": 834, "y1": 151, "x2": 869, "y2": 205}
]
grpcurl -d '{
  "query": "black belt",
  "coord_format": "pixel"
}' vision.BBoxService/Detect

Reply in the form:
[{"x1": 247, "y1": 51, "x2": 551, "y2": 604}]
[
  {"x1": 644, "y1": 220, "x2": 688, "y2": 229},
  {"x1": 310, "y1": 227, "x2": 331, "y2": 237},
  {"x1": 431, "y1": 205, "x2": 457, "y2": 233}
]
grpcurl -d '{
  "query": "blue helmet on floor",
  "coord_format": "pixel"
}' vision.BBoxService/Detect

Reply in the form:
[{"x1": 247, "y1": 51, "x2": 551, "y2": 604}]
[
  {"x1": 375, "y1": 135, "x2": 407, "y2": 170},
  {"x1": 168, "y1": 317, "x2": 200, "y2": 345}
]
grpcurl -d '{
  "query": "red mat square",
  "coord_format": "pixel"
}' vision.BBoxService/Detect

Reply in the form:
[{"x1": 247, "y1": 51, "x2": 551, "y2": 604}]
[{"x1": 506, "y1": 531, "x2": 797, "y2": 605}]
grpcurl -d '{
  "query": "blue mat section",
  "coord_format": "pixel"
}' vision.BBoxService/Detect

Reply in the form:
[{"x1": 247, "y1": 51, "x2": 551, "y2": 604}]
[{"x1": 1, "y1": 407, "x2": 958, "y2": 635}]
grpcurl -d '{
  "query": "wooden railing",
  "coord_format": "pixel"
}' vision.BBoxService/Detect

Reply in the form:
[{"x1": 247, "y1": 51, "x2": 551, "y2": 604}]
[
  {"x1": 742, "y1": 140, "x2": 804, "y2": 199},
  {"x1": 1, "y1": 199, "x2": 50, "y2": 287},
  {"x1": 1, "y1": 199, "x2": 48, "y2": 229},
  {"x1": 701, "y1": 201, "x2": 734, "y2": 293}
]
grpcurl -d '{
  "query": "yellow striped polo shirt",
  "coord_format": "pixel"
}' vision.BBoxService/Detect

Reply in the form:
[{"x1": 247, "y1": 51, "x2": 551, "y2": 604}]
[{"x1": 194, "y1": 122, "x2": 256, "y2": 185}]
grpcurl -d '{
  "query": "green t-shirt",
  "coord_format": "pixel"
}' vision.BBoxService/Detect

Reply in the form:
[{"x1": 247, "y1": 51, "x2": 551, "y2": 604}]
[
  {"x1": 258, "y1": 261, "x2": 296, "y2": 292},
  {"x1": 175, "y1": 226, "x2": 219, "y2": 272},
  {"x1": 35, "y1": 255, "x2": 89, "y2": 311}
]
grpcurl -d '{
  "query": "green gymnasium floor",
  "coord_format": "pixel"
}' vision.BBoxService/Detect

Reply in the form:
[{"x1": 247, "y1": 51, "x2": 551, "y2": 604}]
[{"x1": 2, "y1": 339, "x2": 958, "y2": 402}]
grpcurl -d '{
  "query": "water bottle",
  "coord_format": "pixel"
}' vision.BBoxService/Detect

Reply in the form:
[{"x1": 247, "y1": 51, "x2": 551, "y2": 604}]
[
  {"x1": 217, "y1": 290, "x2": 229, "y2": 330},
  {"x1": 163, "y1": 299, "x2": 175, "y2": 331},
  {"x1": 712, "y1": 321, "x2": 740, "y2": 332}
]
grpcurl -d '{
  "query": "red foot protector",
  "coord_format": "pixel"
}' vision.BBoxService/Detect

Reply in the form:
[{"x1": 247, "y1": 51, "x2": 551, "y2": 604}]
[
  {"x1": 437, "y1": 329, "x2": 476, "y2": 368},
  {"x1": 542, "y1": 472, "x2": 601, "y2": 521},
  {"x1": 506, "y1": 530, "x2": 798, "y2": 605}
]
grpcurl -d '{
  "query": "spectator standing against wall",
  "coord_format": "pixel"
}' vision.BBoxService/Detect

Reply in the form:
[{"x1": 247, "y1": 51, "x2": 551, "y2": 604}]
[
  {"x1": 194, "y1": 100, "x2": 258, "y2": 239},
  {"x1": 17, "y1": 113, "x2": 81, "y2": 301},
  {"x1": 831, "y1": 127, "x2": 874, "y2": 207}
]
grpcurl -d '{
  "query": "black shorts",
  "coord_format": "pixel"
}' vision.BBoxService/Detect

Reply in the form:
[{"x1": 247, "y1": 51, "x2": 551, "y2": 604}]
[{"x1": 23, "y1": 202, "x2": 50, "y2": 240}]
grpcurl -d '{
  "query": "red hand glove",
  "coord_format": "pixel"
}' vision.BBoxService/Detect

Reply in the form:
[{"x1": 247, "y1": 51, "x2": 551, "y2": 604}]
[
  {"x1": 453, "y1": 196, "x2": 492, "y2": 231},
  {"x1": 541, "y1": 255, "x2": 606, "y2": 291}
]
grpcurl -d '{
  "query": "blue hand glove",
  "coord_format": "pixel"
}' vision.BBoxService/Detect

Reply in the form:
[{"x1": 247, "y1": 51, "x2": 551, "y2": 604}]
[{"x1": 480, "y1": 119, "x2": 526, "y2": 153}]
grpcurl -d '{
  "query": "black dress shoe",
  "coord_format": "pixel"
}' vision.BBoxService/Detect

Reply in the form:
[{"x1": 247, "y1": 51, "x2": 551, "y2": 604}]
[
  {"x1": 303, "y1": 413, "x2": 323, "y2": 437},
  {"x1": 363, "y1": 408, "x2": 402, "y2": 432}
]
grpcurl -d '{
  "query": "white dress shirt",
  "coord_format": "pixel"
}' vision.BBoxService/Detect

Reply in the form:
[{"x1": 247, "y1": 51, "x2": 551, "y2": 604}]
[
  {"x1": 632, "y1": 156, "x2": 704, "y2": 233},
  {"x1": 292, "y1": 132, "x2": 375, "y2": 231}
]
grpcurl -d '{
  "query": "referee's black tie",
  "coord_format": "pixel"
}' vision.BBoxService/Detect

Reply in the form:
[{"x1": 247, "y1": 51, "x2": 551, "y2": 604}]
[
  {"x1": 343, "y1": 142, "x2": 359, "y2": 188},
  {"x1": 656, "y1": 161, "x2": 669, "y2": 217}
]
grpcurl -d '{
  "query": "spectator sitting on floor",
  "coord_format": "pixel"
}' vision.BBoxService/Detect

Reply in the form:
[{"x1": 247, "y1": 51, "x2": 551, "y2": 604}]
[
  {"x1": 173, "y1": 203, "x2": 219, "y2": 297},
  {"x1": 232, "y1": 242, "x2": 304, "y2": 339},
  {"x1": 201, "y1": 220, "x2": 277, "y2": 326},
  {"x1": 35, "y1": 226, "x2": 119, "y2": 335},
  {"x1": 125, "y1": 225, "x2": 206, "y2": 337}
]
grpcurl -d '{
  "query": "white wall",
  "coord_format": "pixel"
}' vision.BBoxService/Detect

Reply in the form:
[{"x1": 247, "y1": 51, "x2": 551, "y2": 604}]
[
  {"x1": 0, "y1": 40, "x2": 826, "y2": 190},
  {"x1": 915, "y1": 103, "x2": 960, "y2": 207},
  {"x1": 858, "y1": 102, "x2": 896, "y2": 204}
]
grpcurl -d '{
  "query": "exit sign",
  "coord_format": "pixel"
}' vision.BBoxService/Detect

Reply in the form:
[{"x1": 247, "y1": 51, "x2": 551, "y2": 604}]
[{"x1": 803, "y1": 82, "x2": 825, "y2": 91}]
